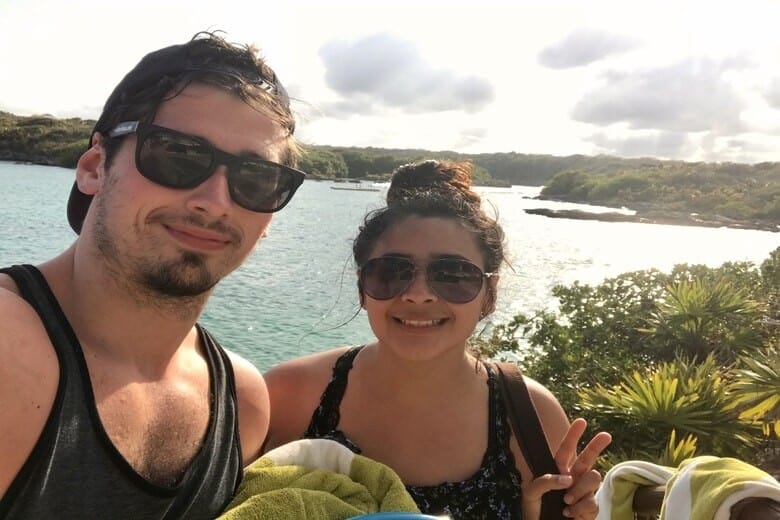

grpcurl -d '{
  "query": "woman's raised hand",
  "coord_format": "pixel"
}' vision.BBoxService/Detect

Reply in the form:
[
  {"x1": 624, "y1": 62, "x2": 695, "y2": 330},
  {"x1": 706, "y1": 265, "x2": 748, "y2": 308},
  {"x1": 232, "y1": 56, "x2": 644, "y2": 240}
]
[{"x1": 522, "y1": 418, "x2": 612, "y2": 519}]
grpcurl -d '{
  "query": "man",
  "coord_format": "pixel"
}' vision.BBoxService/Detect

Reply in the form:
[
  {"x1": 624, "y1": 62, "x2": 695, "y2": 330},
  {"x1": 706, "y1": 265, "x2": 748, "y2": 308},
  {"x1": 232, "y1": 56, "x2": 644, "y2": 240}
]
[{"x1": 0, "y1": 32, "x2": 305, "y2": 518}]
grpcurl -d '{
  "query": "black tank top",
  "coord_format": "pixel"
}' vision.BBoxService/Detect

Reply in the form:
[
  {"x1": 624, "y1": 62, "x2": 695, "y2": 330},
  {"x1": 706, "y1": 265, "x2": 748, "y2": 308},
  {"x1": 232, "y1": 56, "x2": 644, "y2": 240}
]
[
  {"x1": 0, "y1": 264, "x2": 242, "y2": 519},
  {"x1": 304, "y1": 346, "x2": 524, "y2": 519}
]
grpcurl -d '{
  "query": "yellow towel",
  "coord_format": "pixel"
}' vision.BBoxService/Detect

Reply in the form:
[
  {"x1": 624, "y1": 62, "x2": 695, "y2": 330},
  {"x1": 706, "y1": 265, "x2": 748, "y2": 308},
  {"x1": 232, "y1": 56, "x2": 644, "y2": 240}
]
[
  {"x1": 219, "y1": 439, "x2": 421, "y2": 520},
  {"x1": 660, "y1": 455, "x2": 780, "y2": 520},
  {"x1": 596, "y1": 455, "x2": 780, "y2": 520},
  {"x1": 596, "y1": 459, "x2": 674, "y2": 520}
]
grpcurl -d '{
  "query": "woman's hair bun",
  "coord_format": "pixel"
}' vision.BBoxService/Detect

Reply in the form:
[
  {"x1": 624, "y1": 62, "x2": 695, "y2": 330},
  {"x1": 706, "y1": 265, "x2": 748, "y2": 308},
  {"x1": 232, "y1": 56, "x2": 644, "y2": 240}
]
[{"x1": 386, "y1": 159, "x2": 481, "y2": 206}]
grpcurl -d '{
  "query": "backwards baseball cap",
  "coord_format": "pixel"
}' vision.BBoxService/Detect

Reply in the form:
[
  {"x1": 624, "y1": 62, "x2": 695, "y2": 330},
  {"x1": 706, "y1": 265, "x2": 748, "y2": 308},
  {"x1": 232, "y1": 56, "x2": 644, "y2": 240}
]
[{"x1": 67, "y1": 34, "x2": 291, "y2": 234}]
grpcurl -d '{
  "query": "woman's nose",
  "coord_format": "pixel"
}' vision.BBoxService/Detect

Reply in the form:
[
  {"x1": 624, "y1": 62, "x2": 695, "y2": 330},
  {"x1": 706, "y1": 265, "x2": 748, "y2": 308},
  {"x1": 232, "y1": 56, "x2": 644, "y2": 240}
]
[{"x1": 401, "y1": 268, "x2": 438, "y2": 303}]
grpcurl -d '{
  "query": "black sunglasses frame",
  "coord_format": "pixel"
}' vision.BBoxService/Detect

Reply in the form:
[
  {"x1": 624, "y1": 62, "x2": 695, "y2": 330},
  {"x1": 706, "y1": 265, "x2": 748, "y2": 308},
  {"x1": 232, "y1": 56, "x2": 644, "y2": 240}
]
[
  {"x1": 359, "y1": 255, "x2": 495, "y2": 304},
  {"x1": 108, "y1": 121, "x2": 305, "y2": 213}
]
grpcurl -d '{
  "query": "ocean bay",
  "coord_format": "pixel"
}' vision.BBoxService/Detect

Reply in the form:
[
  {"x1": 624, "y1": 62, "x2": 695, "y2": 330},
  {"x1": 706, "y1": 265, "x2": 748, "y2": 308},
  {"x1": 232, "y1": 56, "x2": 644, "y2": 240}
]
[{"x1": 1, "y1": 162, "x2": 777, "y2": 370}]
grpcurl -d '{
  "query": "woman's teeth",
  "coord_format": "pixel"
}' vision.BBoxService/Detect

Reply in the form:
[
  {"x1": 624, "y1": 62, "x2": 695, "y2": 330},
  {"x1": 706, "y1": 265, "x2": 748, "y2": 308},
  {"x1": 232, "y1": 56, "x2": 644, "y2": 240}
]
[{"x1": 398, "y1": 318, "x2": 445, "y2": 327}]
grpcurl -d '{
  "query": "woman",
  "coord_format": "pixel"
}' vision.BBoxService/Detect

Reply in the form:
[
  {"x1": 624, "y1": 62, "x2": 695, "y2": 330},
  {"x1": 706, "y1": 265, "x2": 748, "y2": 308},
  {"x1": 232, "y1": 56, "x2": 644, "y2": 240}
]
[{"x1": 264, "y1": 160, "x2": 611, "y2": 519}]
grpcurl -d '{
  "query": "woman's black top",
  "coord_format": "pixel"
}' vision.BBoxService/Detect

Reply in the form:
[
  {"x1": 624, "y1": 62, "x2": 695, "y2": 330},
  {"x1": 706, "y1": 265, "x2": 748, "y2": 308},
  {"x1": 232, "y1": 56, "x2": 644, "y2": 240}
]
[{"x1": 304, "y1": 346, "x2": 524, "y2": 519}]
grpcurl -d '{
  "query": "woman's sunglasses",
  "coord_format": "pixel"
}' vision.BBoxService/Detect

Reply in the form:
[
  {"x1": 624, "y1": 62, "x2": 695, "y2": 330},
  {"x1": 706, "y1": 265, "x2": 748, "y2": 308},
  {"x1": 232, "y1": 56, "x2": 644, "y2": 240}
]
[
  {"x1": 108, "y1": 121, "x2": 305, "y2": 213},
  {"x1": 359, "y1": 256, "x2": 494, "y2": 304}
]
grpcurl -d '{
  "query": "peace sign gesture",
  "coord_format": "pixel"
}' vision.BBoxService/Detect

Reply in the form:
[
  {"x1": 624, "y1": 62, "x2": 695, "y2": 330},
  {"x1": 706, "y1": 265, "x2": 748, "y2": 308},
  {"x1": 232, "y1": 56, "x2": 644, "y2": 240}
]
[{"x1": 522, "y1": 418, "x2": 612, "y2": 519}]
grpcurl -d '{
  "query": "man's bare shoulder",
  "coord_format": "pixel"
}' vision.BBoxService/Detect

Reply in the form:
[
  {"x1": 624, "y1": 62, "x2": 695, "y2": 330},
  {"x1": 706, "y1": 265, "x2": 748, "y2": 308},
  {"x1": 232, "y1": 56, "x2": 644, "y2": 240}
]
[
  {"x1": 0, "y1": 277, "x2": 60, "y2": 495},
  {"x1": 0, "y1": 272, "x2": 20, "y2": 294},
  {"x1": 222, "y1": 350, "x2": 269, "y2": 464},
  {"x1": 0, "y1": 277, "x2": 50, "y2": 344},
  {"x1": 0, "y1": 280, "x2": 59, "y2": 392}
]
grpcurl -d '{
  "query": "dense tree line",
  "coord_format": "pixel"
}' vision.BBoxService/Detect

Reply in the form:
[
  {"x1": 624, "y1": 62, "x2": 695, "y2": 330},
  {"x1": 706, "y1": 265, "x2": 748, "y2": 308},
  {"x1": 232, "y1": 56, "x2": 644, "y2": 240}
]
[
  {"x1": 2, "y1": 111, "x2": 778, "y2": 226},
  {"x1": 541, "y1": 163, "x2": 780, "y2": 223},
  {"x1": 0, "y1": 111, "x2": 91, "y2": 166}
]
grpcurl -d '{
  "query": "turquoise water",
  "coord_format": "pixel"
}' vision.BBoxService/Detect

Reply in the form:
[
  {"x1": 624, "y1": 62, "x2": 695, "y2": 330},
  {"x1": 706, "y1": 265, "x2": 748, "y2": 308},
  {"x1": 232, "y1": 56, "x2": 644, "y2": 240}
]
[{"x1": 1, "y1": 162, "x2": 778, "y2": 370}]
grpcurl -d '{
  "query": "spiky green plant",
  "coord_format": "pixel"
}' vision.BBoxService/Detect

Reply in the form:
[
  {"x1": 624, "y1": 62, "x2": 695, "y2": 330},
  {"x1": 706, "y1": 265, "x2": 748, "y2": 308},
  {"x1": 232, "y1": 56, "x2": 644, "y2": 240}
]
[
  {"x1": 642, "y1": 278, "x2": 764, "y2": 362},
  {"x1": 730, "y1": 345, "x2": 780, "y2": 437},
  {"x1": 578, "y1": 355, "x2": 761, "y2": 464},
  {"x1": 658, "y1": 430, "x2": 699, "y2": 468}
]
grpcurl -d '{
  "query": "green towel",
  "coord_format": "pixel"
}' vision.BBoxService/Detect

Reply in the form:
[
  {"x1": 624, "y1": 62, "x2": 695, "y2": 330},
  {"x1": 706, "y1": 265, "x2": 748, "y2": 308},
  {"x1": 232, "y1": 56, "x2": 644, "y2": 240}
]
[
  {"x1": 596, "y1": 459, "x2": 674, "y2": 520},
  {"x1": 596, "y1": 456, "x2": 780, "y2": 520},
  {"x1": 660, "y1": 455, "x2": 780, "y2": 519},
  {"x1": 219, "y1": 439, "x2": 421, "y2": 520}
]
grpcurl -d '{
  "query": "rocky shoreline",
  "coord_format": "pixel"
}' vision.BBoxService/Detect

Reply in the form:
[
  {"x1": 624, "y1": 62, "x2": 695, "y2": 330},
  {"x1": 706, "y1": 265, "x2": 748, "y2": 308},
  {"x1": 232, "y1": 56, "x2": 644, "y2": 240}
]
[
  {"x1": 0, "y1": 151, "x2": 61, "y2": 166},
  {"x1": 524, "y1": 208, "x2": 779, "y2": 233}
]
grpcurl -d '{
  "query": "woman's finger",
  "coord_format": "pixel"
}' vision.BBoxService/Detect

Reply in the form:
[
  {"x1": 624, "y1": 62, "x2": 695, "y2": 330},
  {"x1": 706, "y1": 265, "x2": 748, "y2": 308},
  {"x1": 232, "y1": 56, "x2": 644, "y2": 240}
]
[
  {"x1": 523, "y1": 473, "x2": 574, "y2": 501},
  {"x1": 554, "y1": 418, "x2": 588, "y2": 471},
  {"x1": 563, "y1": 470, "x2": 602, "y2": 519},
  {"x1": 570, "y1": 431, "x2": 612, "y2": 477},
  {"x1": 564, "y1": 468, "x2": 602, "y2": 504}
]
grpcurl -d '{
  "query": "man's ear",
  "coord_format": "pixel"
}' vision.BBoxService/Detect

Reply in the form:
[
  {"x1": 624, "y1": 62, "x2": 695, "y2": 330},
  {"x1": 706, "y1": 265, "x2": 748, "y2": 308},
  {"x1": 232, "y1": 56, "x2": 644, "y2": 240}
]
[{"x1": 75, "y1": 133, "x2": 107, "y2": 196}]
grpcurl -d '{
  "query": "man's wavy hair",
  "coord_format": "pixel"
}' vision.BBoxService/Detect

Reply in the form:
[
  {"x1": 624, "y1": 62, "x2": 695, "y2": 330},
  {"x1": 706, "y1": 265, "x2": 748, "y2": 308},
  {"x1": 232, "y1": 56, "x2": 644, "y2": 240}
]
[{"x1": 96, "y1": 31, "x2": 300, "y2": 169}]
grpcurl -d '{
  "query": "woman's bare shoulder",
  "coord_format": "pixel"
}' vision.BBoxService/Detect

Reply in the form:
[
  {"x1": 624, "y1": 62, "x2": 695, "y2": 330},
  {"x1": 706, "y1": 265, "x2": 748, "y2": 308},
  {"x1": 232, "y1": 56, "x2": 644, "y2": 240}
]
[
  {"x1": 262, "y1": 346, "x2": 356, "y2": 451},
  {"x1": 524, "y1": 375, "x2": 570, "y2": 449},
  {"x1": 265, "y1": 346, "x2": 355, "y2": 389}
]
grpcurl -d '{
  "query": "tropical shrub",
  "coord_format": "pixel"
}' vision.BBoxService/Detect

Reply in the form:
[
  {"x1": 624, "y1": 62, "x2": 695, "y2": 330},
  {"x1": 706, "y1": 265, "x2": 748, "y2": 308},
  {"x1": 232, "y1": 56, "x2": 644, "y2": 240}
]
[
  {"x1": 578, "y1": 355, "x2": 762, "y2": 468},
  {"x1": 641, "y1": 278, "x2": 764, "y2": 363},
  {"x1": 478, "y1": 246, "x2": 780, "y2": 471}
]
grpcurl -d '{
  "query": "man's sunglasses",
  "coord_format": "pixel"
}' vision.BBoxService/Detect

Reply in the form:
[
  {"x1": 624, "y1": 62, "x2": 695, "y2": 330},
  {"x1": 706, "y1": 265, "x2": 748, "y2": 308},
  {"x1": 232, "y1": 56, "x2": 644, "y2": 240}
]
[
  {"x1": 108, "y1": 121, "x2": 305, "y2": 213},
  {"x1": 359, "y1": 256, "x2": 494, "y2": 304}
]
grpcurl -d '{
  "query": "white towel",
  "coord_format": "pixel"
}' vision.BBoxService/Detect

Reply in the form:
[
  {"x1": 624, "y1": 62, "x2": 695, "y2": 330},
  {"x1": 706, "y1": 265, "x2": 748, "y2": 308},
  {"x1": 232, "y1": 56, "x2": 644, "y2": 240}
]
[
  {"x1": 661, "y1": 455, "x2": 780, "y2": 520},
  {"x1": 596, "y1": 459, "x2": 674, "y2": 520},
  {"x1": 596, "y1": 456, "x2": 780, "y2": 520}
]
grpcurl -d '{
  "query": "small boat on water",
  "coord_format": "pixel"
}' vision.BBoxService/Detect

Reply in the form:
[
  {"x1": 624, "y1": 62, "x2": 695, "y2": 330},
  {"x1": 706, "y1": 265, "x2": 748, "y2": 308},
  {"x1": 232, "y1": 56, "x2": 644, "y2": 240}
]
[{"x1": 330, "y1": 186, "x2": 381, "y2": 192}]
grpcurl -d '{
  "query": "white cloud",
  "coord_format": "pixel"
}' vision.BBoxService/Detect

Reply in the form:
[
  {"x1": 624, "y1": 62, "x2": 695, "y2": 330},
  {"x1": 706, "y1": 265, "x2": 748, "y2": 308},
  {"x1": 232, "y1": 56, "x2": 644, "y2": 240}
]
[
  {"x1": 571, "y1": 58, "x2": 746, "y2": 133},
  {"x1": 319, "y1": 33, "x2": 495, "y2": 116},
  {"x1": 538, "y1": 29, "x2": 640, "y2": 69},
  {"x1": 765, "y1": 78, "x2": 780, "y2": 109},
  {"x1": 2, "y1": 0, "x2": 780, "y2": 163}
]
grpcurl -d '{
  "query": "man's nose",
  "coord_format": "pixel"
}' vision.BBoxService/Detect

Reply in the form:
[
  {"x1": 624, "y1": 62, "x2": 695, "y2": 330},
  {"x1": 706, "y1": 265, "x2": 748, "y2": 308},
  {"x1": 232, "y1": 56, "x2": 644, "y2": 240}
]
[{"x1": 185, "y1": 166, "x2": 232, "y2": 217}]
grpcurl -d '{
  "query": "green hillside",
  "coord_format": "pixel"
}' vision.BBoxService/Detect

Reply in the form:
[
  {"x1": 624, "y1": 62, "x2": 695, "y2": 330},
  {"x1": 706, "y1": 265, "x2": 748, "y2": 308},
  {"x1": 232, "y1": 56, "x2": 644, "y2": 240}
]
[{"x1": 1, "y1": 111, "x2": 777, "y2": 231}]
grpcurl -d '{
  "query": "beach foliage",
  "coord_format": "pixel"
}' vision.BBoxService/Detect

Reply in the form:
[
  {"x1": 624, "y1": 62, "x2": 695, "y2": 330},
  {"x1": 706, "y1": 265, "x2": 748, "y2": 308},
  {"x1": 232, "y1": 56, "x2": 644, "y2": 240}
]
[{"x1": 478, "y1": 246, "x2": 780, "y2": 472}]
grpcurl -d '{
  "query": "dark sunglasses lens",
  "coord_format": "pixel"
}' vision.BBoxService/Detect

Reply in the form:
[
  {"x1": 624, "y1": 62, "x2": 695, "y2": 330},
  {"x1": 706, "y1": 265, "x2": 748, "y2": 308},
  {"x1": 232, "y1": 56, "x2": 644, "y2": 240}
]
[
  {"x1": 427, "y1": 259, "x2": 485, "y2": 303},
  {"x1": 138, "y1": 131, "x2": 213, "y2": 188},
  {"x1": 361, "y1": 257, "x2": 414, "y2": 300},
  {"x1": 230, "y1": 162, "x2": 296, "y2": 212}
]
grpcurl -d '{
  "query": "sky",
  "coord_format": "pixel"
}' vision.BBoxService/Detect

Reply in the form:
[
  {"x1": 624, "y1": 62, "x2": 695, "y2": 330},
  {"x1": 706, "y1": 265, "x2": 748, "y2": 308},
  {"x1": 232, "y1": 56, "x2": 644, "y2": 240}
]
[{"x1": 2, "y1": 0, "x2": 780, "y2": 164}]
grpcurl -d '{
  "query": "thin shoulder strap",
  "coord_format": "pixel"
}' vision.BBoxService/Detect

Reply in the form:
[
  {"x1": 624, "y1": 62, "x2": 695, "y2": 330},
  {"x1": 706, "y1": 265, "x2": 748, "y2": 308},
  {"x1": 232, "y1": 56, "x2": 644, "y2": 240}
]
[
  {"x1": 494, "y1": 362, "x2": 566, "y2": 520},
  {"x1": 305, "y1": 346, "x2": 362, "y2": 434},
  {"x1": 0, "y1": 264, "x2": 79, "y2": 353}
]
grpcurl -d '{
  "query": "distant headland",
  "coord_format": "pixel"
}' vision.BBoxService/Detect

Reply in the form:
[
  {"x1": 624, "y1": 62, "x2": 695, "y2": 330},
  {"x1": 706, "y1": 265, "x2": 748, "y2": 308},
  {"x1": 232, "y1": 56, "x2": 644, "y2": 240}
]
[{"x1": 1, "y1": 110, "x2": 777, "y2": 233}]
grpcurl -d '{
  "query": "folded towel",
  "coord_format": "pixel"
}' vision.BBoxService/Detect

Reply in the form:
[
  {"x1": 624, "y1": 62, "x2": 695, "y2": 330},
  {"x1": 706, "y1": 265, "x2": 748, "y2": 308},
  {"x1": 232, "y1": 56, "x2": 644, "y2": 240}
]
[
  {"x1": 596, "y1": 456, "x2": 780, "y2": 520},
  {"x1": 596, "y1": 460, "x2": 674, "y2": 520},
  {"x1": 661, "y1": 455, "x2": 780, "y2": 520},
  {"x1": 219, "y1": 439, "x2": 421, "y2": 520}
]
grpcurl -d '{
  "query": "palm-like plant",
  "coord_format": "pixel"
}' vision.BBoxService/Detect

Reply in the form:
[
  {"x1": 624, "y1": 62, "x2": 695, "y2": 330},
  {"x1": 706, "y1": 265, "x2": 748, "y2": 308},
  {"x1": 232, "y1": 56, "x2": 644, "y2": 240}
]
[
  {"x1": 578, "y1": 355, "x2": 761, "y2": 465},
  {"x1": 658, "y1": 430, "x2": 699, "y2": 468},
  {"x1": 730, "y1": 345, "x2": 780, "y2": 437},
  {"x1": 642, "y1": 279, "x2": 764, "y2": 362}
]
